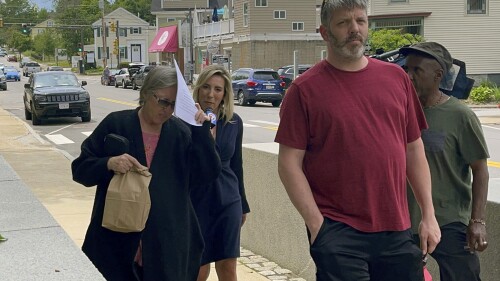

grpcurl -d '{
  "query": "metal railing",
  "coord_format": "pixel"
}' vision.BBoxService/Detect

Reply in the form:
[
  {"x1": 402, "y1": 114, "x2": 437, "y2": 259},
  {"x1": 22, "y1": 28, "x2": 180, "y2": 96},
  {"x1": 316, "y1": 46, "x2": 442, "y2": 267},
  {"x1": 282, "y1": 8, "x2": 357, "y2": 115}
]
[{"x1": 194, "y1": 19, "x2": 234, "y2": 39}]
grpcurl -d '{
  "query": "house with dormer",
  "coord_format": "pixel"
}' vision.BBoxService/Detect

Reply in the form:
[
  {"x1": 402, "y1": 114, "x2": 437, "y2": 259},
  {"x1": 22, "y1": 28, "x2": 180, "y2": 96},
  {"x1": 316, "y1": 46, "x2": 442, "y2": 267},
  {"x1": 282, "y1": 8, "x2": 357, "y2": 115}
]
[
  {"x1": 30, "y1": 19, "x2": 57, "y2": 40},
  {"x1": 91, "y1": 7, "x2": 157, "y2": 68}
]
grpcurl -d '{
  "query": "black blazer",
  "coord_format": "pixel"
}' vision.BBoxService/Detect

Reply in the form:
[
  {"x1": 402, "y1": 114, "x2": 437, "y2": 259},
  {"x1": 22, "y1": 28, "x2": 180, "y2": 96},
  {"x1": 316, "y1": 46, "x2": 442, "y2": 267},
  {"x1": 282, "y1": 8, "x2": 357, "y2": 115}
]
[{"x1": 72, "y1": 108, "x2": 221, "y2": 281}]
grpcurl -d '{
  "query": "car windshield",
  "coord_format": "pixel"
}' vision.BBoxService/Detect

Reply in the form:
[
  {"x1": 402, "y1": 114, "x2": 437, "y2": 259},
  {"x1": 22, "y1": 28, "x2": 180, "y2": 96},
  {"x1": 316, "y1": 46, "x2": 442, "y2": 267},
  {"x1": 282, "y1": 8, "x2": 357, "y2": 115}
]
[
  {"x1": 4, "y1": 67, "x2": 17, "y2": 72},
  {"x1": 35, "y1": 74, "x2": 80, "y2": 88},
  {"x1": 253, "y1": 71, "x2": 280, "y2": 81}
]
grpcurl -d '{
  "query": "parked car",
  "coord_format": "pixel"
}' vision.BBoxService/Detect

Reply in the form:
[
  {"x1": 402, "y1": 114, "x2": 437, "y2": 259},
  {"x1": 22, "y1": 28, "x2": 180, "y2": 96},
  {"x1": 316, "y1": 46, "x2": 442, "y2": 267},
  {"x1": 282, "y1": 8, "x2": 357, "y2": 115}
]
[
  {"x1": 0, "y1": 50, "x2": 7, "y2": 57},
  {"x1": 7, "y1": 55, "x2": 17, "y2": 62},
  {"x1": 132, "y1": 65, "x2": 155, "y2": 90},
  {"x1": 4, "y1": 66, "x2": 21, "y2": 81},
  {"x1": 101, "y1": 68, "x2": 120, "y2": 86},
  {"x1": 277, "y1": 64, "x2": 312, "y2": 88},
  {"x1": 115, "y1": 63, "x2": 144, "y2": 89},
  {"x1": 23, "y1": 62, "x2": 41, "y2": 77},
  {"x1": 47, "y1": 66, "x2": 64, "y2": 71},
  {"x1": 19, "y1": 57, "x2": 31, "y2": 69},
  {"x1": 0, "y1": 72, "x2": 7, "y2": 90},
  {"x1": 23, "y1": 71, "x2": 91, "y2": 125},
  {"x1": 0, "y1": 63, "x2": 5, "y2": 73},
  {"x1": 231, "y1": 68, "x2": 285, "y2": 107}
]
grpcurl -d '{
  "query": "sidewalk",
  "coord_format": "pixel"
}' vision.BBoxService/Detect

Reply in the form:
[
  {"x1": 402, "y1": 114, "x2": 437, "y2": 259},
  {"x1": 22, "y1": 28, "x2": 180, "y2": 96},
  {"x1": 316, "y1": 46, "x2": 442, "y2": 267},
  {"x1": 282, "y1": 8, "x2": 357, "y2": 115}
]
[{"x1": 0, "y1": 107, "x2": 289, "y2": 280}]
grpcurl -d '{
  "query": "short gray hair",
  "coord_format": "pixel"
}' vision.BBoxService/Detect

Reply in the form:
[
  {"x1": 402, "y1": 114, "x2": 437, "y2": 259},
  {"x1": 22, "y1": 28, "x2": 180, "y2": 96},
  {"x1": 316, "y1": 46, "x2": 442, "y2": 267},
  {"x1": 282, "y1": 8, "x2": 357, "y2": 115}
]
[
  {"x1": 321, "y1": 0, "x2": 368, "y2": 28},
  {"x1": 139, "y1": 66, "x2": 177, "y2": 106}
]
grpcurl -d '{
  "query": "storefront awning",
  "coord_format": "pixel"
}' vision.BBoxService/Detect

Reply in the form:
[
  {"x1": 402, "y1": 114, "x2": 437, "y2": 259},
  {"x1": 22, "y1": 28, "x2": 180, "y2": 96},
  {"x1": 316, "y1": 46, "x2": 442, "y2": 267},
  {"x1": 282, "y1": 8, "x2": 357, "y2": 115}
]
[{"x1": 148, "y1": 26, "x2": 178, "y2": 53}]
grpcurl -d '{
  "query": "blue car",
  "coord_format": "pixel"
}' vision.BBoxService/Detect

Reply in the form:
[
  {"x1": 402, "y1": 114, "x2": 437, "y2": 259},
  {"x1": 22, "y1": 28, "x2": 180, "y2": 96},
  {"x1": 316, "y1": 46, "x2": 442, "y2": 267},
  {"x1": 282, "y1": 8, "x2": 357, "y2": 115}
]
[
  {"x1": 4, "y1": 67, "x2": 21, "y2": 81},
  {"x1": 231, "y1": 68, "x2": 285, "y2": 107}
]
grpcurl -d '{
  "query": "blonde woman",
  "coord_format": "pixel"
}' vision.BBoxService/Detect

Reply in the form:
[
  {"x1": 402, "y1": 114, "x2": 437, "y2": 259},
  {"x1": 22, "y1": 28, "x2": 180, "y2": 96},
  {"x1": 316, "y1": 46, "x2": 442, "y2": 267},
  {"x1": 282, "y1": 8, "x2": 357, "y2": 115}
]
[{"x1": 191, "y1": 65, "x2": 250, "y2": 281}]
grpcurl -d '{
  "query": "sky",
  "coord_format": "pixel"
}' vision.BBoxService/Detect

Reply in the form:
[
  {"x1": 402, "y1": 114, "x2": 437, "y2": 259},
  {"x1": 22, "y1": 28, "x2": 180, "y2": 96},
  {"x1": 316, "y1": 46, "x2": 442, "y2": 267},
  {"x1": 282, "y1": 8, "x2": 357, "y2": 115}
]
[{"x1": 30, "y1": 0, "x2": 54, "y2": 11}]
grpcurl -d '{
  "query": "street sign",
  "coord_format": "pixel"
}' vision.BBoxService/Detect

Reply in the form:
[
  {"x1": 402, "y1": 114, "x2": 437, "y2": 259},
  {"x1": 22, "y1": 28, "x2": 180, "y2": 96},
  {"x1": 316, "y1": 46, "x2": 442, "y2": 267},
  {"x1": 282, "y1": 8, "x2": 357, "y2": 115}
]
[{"x1": 207, "y1": 41, "x2": 219, "y2": 54}]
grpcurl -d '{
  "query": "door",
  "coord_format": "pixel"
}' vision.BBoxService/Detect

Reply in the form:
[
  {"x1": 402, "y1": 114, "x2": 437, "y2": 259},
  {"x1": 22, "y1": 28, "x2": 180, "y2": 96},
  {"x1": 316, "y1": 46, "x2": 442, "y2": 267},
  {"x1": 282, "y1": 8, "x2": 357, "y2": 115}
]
[{"x1": 131, "y1": 44, "x2": 142, "y2": 62}]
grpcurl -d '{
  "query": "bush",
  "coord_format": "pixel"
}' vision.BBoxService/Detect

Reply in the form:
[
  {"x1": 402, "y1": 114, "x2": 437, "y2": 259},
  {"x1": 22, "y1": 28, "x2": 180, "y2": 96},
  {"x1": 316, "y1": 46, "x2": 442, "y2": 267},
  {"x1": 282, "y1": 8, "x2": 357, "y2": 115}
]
[
  {"x1": 469, "y1": 86, "x2": 495, "y2": 103},
  {"x1": 493, "y1": 87, "x2": 500, "y2": 102}
]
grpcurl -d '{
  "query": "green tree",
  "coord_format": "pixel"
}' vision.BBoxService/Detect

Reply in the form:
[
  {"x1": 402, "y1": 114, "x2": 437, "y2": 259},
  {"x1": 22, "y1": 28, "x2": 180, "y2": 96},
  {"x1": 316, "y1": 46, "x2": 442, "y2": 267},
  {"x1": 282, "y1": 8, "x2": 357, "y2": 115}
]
[
  {"x1": 33, "y1": 29, "x2": 58, "y2": 61},
  {"x1": 112, "y1": 0, "x2": 154, "y2": 24},
  {"x1": 7, "y1": 26, "x2": 31, "y2": 52},
  {"x1": 53, "y1": 0, "x2": 101, "y2": 55},
  {"x1": 0, "y1": 0, "x2": 38, "y2": 46},
  {"x1": 368, "y1": 29, "x2": 424, "y2": 55}
]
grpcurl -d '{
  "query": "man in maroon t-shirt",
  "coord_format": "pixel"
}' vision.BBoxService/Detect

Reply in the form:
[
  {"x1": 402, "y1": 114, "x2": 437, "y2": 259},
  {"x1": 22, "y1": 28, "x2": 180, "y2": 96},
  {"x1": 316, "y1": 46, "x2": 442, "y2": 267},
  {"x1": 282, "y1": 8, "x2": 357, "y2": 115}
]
[{"x1": 275, "y1": 1, "x2": 441, "y2": 280}]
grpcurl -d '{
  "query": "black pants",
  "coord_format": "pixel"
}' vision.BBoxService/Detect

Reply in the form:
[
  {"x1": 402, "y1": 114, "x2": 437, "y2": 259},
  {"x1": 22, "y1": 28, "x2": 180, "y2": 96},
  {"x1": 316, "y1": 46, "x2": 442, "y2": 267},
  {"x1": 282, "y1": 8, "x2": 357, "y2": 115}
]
[
  {"x1": 413, "y1": 222, "x2": 481, "y2": 281},
  {"x1": 309, "y1": 217, "x2": 423, "y2": 281}
]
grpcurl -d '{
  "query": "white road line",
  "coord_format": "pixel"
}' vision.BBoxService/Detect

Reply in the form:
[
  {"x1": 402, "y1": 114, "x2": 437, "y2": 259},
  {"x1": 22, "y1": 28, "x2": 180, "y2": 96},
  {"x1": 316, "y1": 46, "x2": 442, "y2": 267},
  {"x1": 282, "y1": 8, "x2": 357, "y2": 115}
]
[
  {"x1": 45, "y1": 134, "x2": 74, "y2": 145},
  {"x1": 82, "y1": 131, "x2": 92, "y2": 136},
  {"x1": 47, "y1": 123, "x2": 79, "y2": 135},
  {"x1": 248, "y1": 120, "x2": 280, "y2": 126},
  {"x1": 243, "y1": 123, "x2": 260, "y2": 128},
  {"x1": 482, "y1": 125, "x2": 500, "y2": 131}
]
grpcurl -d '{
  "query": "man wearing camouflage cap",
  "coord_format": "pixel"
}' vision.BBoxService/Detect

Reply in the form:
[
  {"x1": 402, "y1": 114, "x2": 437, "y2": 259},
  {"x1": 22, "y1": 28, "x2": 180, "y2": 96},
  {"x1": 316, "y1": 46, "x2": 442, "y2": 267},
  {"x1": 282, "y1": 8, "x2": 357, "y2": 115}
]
[{"x1": 402, "y1": 42, "x2": 489, "y2": 281}]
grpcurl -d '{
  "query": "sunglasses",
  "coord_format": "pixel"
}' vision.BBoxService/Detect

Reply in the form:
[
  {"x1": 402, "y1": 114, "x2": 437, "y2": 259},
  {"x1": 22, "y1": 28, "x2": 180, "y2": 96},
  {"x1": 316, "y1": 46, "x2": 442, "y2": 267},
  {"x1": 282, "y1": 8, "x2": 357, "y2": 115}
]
[{"x1": 153, "y1": 93, "x2": 175, "y2": 109}]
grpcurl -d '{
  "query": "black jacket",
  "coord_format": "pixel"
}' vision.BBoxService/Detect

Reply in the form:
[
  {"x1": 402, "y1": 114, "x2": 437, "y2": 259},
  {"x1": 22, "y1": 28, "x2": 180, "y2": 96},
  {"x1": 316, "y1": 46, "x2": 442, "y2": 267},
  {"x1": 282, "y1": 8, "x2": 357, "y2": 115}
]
[{"x1": 72, "y1": 108, "x2": 221, "y2": 281}]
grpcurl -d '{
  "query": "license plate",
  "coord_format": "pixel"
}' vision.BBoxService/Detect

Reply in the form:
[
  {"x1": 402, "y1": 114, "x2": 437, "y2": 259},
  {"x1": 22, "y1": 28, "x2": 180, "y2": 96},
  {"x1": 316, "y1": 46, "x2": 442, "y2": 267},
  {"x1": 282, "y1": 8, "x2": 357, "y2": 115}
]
[
  {"x1": 265, "y1": 85, "x2": 274, "y2": 89},
  {"x1": 59, "y1": 103, "x2": 69, "y2": 109}
]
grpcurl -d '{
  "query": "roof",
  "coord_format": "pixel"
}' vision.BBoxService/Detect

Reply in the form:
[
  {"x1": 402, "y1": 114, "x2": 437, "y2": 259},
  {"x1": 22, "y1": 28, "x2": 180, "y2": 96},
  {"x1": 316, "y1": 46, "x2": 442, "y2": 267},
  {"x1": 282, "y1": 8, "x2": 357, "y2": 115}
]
[{"x1": 92, "y1": 7, "x2": 150, "y2": 27}]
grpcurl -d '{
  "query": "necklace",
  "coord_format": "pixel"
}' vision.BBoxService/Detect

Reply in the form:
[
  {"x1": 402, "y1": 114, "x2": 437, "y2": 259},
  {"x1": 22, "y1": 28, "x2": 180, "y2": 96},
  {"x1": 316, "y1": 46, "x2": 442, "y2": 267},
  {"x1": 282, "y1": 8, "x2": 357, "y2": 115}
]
[{"x1": 427, "y1": 91, "x2": 443, "y2": 108}]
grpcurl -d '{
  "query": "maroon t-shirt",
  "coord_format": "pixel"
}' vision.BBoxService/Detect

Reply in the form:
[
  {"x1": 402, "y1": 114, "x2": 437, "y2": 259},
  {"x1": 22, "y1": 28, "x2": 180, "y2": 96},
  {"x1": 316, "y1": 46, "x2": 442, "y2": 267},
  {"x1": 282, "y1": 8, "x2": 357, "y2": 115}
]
[{"x1": 275, "y1": 59, "x2": 427, "y2": 232}]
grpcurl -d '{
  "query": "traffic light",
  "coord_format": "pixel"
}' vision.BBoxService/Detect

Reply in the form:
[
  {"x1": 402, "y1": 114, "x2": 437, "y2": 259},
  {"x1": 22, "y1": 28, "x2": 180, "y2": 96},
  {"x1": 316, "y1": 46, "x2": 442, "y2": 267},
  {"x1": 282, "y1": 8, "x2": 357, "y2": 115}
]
[
  {"x1": 78, "y1": 44, "x2": 83, "y2": 52},
  {"x1": 22, "y1": 24, "x2": 28, "y2": 34},
  {"x1": 113, "y1": 39, "x2": 119, "y2": 55},
  {"x1": 110, "y1": 21, "x2": 116, "y2": 32}
]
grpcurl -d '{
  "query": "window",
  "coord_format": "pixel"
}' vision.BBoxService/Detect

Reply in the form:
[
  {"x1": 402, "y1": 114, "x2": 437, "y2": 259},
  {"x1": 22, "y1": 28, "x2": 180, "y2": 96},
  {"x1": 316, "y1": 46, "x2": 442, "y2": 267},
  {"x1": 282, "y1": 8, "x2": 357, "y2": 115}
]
[
  {"x1": 467, "y1": 0, "x2": 487, "y2": 14},
  {"x1": 167, "y1": 18, "x2": 176, "y2": 22},
  {"x1": 255, "y1": 0, "x2": 267, "y2": 7},
  {"x1": 119, "y1": 47, "x2": 128, "y2": 59},
  {"x1": 274, "y1": 10, "x2": 286, "y2": 19},
  {"x1": 129, "y1": 27, "x2": 142, "y2": 34},
  {"x1": 371, "y1": 17, "x2": 423, "y2": 36},
  {"x1": 292, "y1": 22, "x2": 304, "y2": 31},
  {"x1": 97, "y1": 47, "x2": 110, "y2": 59},
  {"x1": 390, "y1": 0, "x2": 408, "y2": 2},
  {"x1": 243, "y1": 3, "x2": 249, "y2": 27},
  {"x1": 119, "y1": 28, "x2": 127, "y2": 37}
]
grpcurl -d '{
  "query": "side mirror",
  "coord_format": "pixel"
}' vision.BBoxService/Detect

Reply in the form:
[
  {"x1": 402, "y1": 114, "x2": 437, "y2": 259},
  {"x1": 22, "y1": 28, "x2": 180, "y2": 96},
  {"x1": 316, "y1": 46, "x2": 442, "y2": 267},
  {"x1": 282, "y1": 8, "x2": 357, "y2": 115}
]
[
  {"x1": 81, "y1": 81, "x2": 87, "y2": 86},
  {"x1": 24, "y1": 83, "x2": 30, "y2": 89}
]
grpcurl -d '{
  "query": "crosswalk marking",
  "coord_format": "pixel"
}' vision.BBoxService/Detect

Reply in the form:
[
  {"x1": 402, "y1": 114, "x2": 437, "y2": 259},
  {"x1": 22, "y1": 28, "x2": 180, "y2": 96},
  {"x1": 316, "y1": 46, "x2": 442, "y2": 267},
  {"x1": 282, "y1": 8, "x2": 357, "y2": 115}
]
[
  {"x1": 82, "y1": 131, "x2": 92, "y2": 136},
  {"x1": 45, "y1": 134, "x2": 74, "y2": 145}
]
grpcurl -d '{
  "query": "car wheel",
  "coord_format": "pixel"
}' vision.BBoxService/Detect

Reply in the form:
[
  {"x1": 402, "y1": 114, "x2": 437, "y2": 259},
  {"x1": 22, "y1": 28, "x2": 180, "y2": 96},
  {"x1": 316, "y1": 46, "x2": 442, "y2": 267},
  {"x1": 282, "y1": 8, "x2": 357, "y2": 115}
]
[
  {"x1": 122, "y1": 80, "x2": 127, "y2": 89},
  {"x1": 31, "y1": 104, "x2": 41, "y2": 125},
  {"x1": 272, "y1": 100, "x2": 282, "y2": 107},
  {"x1": 248, "y1": 100, "x2": 256, "y2": 106},
  {"x1": 238, "y1": 91, "x2": 248, "y2": 106},
  {"x1": 81, "y1": 109, "x2": 91, "y2": 122},
  {"x1": 24, "y1": 102, "x2": 32, "y2": 120},
  {"x1": 132, "y1": 81, "x2": 137, "y2": 90}
]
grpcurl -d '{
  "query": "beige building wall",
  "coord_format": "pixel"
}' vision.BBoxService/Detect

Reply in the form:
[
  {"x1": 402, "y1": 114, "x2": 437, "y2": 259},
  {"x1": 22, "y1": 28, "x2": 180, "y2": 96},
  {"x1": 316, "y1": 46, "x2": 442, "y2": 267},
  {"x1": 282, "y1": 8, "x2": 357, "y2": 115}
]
[
  {"x1": 161, "y1": 0, "x2": 207, "y2": 9},
  {"x1": 370, "y1": 0, "x2": 500, "y2": 76}
]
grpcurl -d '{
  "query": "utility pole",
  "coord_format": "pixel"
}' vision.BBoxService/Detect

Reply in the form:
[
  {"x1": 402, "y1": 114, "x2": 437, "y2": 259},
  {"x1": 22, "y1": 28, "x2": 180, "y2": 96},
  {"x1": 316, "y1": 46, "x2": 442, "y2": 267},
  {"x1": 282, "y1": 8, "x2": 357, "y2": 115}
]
[
  {"x1": 116, "y1": 20, "x2": 120, "y2": 67},
  {"x1": 189, "y1": 8, "x2": 194, "y2": 83},
  {"x1": 99, "y1": 0, "x2": 107, "y2": 67}
]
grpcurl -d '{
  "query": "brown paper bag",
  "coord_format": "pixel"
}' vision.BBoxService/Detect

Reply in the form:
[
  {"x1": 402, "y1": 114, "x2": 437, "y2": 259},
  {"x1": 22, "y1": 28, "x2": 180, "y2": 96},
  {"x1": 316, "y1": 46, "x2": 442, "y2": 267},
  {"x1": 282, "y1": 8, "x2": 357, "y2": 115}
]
[{"x1": 102, "y1": 167, "x2": 152, "y2": 233}]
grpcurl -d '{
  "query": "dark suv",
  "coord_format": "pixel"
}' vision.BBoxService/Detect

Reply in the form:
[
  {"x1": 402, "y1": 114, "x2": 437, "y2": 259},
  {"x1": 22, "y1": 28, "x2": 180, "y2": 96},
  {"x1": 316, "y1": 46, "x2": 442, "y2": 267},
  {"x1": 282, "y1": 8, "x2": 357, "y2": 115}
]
[
  {"x1": 277, "y1": 64, "x2": 312, "y2": 89},
  {"x1": 132, "y1": 65, "x2": 155, "y2": 90},
  {"x1": 231, "y1": 68, "x2": 285, "y2": 107},
  {"x1": 23, "y1": 71, "x2": 91, "y2": 125}
]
